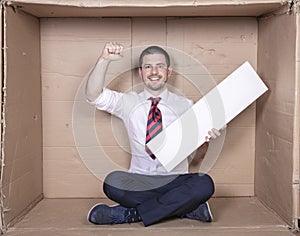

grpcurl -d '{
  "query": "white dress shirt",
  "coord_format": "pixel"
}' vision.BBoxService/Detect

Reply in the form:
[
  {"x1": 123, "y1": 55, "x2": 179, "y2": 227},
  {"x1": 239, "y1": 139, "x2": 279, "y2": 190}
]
[{"x1": 90, "y1": 88, "x2": 193, "y2": 175}]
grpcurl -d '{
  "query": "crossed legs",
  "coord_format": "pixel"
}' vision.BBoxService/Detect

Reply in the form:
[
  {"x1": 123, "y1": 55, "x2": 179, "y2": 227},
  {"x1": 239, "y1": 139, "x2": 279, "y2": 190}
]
[{"x1": 103, "y1": 171, "x2": 215, "y2": 226}]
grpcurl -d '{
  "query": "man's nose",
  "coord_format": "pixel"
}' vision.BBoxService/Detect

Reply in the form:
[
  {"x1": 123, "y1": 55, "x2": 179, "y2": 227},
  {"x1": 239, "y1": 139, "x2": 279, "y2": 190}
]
[{"x1": 151, "y1": 65, "x2": 158, "y2": 74}]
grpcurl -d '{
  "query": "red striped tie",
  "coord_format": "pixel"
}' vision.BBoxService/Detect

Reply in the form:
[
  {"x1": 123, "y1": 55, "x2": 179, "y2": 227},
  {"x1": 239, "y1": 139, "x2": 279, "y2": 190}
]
[{"x1": 145, "y1": 97, "x2": 162, "y2": 160}]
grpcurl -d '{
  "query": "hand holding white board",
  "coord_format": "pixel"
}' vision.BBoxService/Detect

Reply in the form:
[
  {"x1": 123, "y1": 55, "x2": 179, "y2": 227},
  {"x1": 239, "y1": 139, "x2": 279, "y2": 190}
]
[{"x1": 147, "y1": 61, "x2": 268, "y2": 172}]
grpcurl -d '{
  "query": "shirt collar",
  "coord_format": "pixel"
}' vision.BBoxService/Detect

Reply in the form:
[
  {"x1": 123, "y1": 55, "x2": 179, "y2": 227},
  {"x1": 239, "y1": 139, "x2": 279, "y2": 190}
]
[{"x1": 142, "y1": 88, "x2": 169, "y2": 103}]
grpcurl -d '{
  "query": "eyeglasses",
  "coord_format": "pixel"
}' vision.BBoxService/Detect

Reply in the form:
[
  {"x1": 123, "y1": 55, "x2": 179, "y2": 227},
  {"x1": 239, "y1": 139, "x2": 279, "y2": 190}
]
[{"x1": 142, "y1": 63, "x2": 168, "y2": 71}]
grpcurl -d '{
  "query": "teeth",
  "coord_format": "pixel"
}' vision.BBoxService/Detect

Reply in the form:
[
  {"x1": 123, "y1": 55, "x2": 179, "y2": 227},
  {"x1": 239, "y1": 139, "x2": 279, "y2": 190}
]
[{"x1": 150, "y1": 77, "x2": 159, "y2": 81}]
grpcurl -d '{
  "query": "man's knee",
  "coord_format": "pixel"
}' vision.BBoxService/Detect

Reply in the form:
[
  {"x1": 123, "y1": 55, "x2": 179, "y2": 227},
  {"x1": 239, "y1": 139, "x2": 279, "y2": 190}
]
[
  {"x1": 204, "y1": 174, "x2": 215, "y2": 197},
  {"x1": 104, "y1": 170, "x2": 127, "y2": 187},
  {"x1": 192, "y1": 173, "x2": 215, "y2": 200},
  {"x1": 103, "y1": 171, "x2": 127, "y2": 199}
]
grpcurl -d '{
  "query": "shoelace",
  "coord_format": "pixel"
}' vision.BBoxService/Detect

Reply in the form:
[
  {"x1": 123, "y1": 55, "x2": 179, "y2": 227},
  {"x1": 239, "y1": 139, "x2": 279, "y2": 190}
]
[
  {"x1": 110, "y1": 207, "x2": 141, "y2": 224},
  {"x1": 124, "y1": 208, "x2": 141, "y2": 223}
]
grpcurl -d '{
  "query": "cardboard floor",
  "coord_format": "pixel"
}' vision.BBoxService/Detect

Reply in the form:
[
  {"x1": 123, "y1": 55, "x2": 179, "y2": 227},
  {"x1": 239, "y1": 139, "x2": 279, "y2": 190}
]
[{"x1": 5, "y1": 197, "x2": 295, "y2": 236}]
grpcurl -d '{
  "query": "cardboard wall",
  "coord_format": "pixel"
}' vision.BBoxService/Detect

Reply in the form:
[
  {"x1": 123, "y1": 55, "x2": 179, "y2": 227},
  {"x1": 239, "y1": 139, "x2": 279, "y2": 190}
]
[
  {"x1": 2, "y1": 7, "x2": 43, "y2": 225},
  {"x1": 256, "y1": 12, "x2": 297, "y2": 224},
  {"x1": 41, "y1": 17, "x2": 258, "y2": 198},
  {"x1": 41, "y1": 17, "x2": 132, "y2": 198}
]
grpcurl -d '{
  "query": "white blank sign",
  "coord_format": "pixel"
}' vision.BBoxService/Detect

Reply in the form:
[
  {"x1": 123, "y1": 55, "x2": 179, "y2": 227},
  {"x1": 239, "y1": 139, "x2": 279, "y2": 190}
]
[{"x1": 147, "y1": 61, "x2": 268, "y2": 172}]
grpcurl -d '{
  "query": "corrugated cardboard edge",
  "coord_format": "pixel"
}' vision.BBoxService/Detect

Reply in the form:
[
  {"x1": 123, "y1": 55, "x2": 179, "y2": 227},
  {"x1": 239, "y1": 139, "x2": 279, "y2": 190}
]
[
  {"x1": 7, "y1": 0, "x2": 287, "y2": 7},
  {"x1": 5, "y1": 0, "x2": 287, "y2": 18},
  {"x1": 292, "y1": 8, "x2": 300, "y2": 233},
  {"x1": 0, "y1": 2, "x2": 3, "y2": 233},
  {"x1": 0, "y1": 2, "x2": 6, "y2": 233}
]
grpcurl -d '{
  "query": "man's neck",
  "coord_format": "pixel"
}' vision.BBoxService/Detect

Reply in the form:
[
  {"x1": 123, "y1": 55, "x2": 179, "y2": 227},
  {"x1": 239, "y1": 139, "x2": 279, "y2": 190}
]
[{"x1": 145, "y1": 87, "x2": 167, "y2": 97}]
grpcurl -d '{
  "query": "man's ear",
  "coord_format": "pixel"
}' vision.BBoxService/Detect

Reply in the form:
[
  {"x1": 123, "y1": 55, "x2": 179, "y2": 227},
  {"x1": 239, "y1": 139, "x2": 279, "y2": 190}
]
[
  {"x1": 167, "y1": 67, "x2": 173, "y2": 78},
  {"x1": 138, "y1": 67, "x2": 143, "y2": 79}
]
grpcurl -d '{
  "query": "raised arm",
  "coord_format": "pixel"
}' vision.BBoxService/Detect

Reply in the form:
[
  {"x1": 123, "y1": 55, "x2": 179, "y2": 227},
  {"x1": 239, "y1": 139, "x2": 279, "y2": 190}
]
[{"x1": 85, "y1": 42, "x2": 124, "y2": 102}]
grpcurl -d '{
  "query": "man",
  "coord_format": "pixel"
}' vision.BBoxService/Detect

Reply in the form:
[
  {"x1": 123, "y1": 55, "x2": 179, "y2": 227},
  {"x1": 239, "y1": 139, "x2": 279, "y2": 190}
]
[{"x1": 85, "y1": 42, "x2": 222, "y2": 227}]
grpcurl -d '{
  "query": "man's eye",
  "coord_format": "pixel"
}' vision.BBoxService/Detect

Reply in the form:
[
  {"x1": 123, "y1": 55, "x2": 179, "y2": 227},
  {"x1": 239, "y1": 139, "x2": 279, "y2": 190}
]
[
  {"x1": 144, "y1": 65, "x2": 151, "y2": 69},
  {"x1": 157, "y1": 64, "x2": 164, "y2": 69}
]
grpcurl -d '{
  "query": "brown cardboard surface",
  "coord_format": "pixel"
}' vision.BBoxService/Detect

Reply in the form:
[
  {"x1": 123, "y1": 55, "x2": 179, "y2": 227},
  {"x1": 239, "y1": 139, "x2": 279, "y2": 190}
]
[
  {"x1": 10, "y1": 0, "x2": 284, "y2": 17},
  {"x1": 2, "y1": 7, "x2": 43, "y2": 226},
  {"x1": 293, "y1": 13, "x2": 300, "y2": 229},
  {"x1": 256, "y1": 11, "x2": 297, "y2": 225},
  {"x1": 41, "y1": 17, "x2": 132, "y2": 198},
  {"x1": 5, "y1": 197, "x2": 294, "y2": 236},
  {"x1": 41, "y1": 17, "x2": 258, "y2": 198}
]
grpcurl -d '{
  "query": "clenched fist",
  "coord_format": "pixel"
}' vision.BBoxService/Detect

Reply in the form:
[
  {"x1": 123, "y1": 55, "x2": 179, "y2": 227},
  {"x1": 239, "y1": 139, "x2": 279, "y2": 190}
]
[{"x1": 101, "y1": 42, "x2": 124, "y2": 61}]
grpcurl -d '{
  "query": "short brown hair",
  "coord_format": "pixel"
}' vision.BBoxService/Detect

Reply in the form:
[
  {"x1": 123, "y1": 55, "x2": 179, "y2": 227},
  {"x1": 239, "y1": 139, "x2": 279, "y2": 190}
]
[{"x1": 139, "y1": 46, "x2": 170, "y2": 68}]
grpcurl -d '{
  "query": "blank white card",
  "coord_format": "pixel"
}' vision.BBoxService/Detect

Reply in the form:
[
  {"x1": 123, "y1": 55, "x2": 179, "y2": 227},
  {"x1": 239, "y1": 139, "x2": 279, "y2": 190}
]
[{"x1": 147, "y1": 61, "x2": 268, "y2": 172}]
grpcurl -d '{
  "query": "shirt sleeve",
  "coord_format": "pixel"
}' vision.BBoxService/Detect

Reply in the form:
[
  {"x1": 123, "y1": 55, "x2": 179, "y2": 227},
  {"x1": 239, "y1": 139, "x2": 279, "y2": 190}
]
[{"x1": 86, "y1": 88, "x2": 124, "y2": 117}]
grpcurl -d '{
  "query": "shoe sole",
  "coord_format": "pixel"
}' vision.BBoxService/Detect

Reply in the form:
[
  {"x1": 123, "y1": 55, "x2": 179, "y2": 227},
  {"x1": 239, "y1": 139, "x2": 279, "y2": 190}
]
[{"x1": 206, "y1": 202, "x2": 213, "y2": 222}]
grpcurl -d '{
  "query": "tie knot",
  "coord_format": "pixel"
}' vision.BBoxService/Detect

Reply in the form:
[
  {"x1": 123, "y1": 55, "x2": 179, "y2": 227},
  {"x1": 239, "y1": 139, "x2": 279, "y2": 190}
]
[{"x1": 149, "y1": 97, "x2": 161, "y2": 105}]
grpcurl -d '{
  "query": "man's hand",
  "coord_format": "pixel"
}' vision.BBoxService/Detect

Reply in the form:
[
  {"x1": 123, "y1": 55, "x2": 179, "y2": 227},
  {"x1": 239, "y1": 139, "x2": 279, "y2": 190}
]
[
  {"x1": 205, "y1": 125, "x2": 227, "y2": 142},
  {"x1": 191, "y1": 125, "x2": 227, "y2": 167},
  {"x1": 101, "y1": 42, "x2": 124, "y2": 61},
  {"x1": 85, "y1": 42, "x2": 124, "y2": 102}
]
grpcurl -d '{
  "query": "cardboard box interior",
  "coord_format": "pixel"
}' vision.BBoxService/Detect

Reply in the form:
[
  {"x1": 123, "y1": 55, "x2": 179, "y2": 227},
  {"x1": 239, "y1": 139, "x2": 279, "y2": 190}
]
[{"x1": 0, "y1": 0, "x2": 299, "y2": 233}]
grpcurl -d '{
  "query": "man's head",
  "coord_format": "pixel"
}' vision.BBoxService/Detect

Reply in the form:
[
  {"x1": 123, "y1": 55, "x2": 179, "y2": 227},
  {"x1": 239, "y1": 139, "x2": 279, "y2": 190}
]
[
  {"x1": 138, "y1": 46, "x2": 172, "y2": 95},
  {"x1": 138, "y1": 46, "x2": 170, "y2": 68}
]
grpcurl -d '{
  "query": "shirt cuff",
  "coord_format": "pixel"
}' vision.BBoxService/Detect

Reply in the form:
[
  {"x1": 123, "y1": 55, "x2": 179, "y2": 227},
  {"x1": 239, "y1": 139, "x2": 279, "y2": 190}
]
[{"x1": 86, "y1": 88, "x2": 107, "y2": 105}]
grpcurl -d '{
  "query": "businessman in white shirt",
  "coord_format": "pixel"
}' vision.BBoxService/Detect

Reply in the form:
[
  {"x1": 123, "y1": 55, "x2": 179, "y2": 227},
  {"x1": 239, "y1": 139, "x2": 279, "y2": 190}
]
[{"x1": 86, "y1": 42, "x2": 223, "y2": 226}]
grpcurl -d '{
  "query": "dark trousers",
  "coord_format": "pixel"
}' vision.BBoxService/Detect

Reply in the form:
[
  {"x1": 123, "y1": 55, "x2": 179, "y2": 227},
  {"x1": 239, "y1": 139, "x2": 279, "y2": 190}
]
[{"x1": 103, "y1": 171, "x2": 215, "y2": 226}]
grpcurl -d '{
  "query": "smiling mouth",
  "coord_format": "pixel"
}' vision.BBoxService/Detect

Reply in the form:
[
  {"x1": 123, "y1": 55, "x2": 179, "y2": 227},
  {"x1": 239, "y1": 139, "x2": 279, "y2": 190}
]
[{"x1": 148, "y1": 76, "x2": 161, "y2": 81}]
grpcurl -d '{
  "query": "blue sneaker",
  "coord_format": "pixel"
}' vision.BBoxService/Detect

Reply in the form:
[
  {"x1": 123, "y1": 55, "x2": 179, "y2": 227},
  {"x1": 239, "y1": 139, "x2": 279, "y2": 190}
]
[
  {"x1": 87, "y1": 204, "x2": 142, "y2": 225},
  {"x1": 185, "y1": 202, "x2": 213, "y2": 222}
]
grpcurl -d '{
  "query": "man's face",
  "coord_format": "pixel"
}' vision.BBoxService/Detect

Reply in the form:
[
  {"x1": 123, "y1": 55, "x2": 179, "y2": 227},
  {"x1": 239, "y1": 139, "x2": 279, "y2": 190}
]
[{"x1": 139, "y1": 53, "x2": 172, "y2": 94}]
